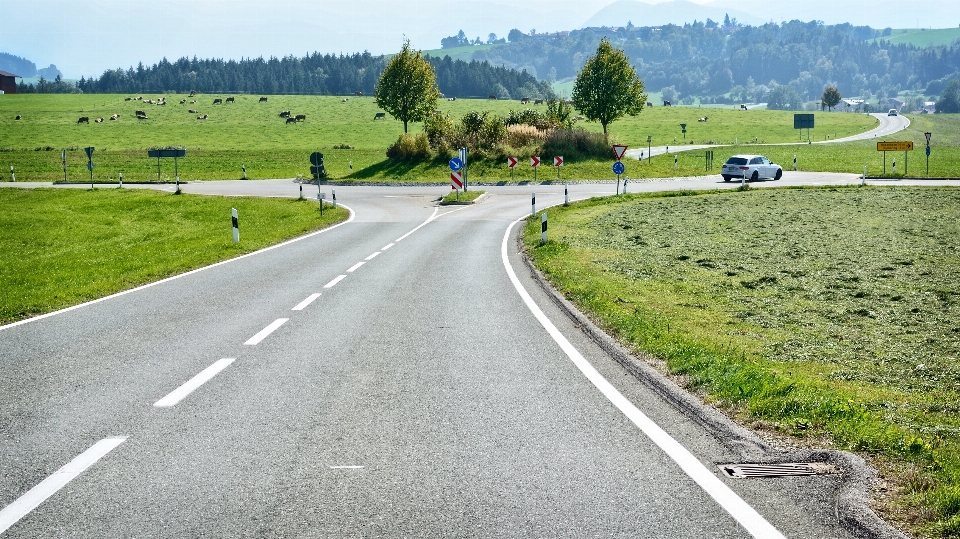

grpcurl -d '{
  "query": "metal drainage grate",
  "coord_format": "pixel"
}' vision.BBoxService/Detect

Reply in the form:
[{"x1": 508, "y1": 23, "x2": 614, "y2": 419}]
[{"x1": 719, "y1": 463, "x2": 836, "y2": 479}]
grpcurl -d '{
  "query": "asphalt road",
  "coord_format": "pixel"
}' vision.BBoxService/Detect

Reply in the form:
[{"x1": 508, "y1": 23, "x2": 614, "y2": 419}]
[{"x1": 7, "y1": 173, "x2": 950, "y2": 537}]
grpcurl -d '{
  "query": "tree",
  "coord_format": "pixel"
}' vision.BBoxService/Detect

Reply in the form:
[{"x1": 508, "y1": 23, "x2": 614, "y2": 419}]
[
  {"x1": 571, "y1": 38, "x2": 647, "y2": 135},
  {"x1": 767, "y1": 84, "x2": 802, "y2": 110},
  {"x1": 822, "y1": 86, "x2": 841, "y2": 111},
  {"x1": 937, "y1": 79, "x2": 960, "y2": 113},
  {"x1": 375, "y1": 39, "x2": 440, "y2": 133}
]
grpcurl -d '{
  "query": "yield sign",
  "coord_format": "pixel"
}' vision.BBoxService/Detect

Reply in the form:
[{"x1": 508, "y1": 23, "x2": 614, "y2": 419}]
[
  {"x1": 530, "y1": 156, "x2": 541, "y2": 167},
  {"x1": 554, "y1": 156, "x2": 564, "y2": 167},
  {"x1": 451, "y1": 170, "x2": 463, "y2": 189},
  {"x1": 507, "y1": 157, "x2": 518, "y2": 168},
  {"x1": 612, "y1": 145, "x2": 628, "y2": 160}
]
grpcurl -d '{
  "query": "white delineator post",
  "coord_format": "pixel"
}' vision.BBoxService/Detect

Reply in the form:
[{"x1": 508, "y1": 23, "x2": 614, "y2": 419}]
[
  {"x1": 541, "y1": 212, "x2": 547, "y2": 245},
  {"x1": 332, "y1": 189, "x2": 337, "y2": 209},
  {"x1": 531, "y1": 192, "x2": 536, "y2": 217},
  {"x1": 232, "y1": 208, "x2": 239, "y2": 243}
]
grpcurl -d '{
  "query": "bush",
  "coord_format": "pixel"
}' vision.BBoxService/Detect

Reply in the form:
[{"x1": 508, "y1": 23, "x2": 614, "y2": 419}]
[
  {"x1": 542, "y1": 129, "x2": 609, "y2": 160},
  {"x1": 506, "y1": 124, "x2": 547, "y2": 148},
  {"x1": 386, "y1": 133, "x2": 431, "y2": 161},
  {"x1": 423, "y1": 110, "x2": 454, "y2": 151}
]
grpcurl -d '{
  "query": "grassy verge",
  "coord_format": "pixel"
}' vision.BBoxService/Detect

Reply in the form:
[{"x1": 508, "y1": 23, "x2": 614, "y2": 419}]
[
  {"x1": 440, "y1": 189, "x2": 484, "y2": 204},
  {"x1": 0, "y1": 188, "x2": 348, "y2": 325},
  {"x1": 522, "y1": 186, "x2": 960, "y2": 537}
]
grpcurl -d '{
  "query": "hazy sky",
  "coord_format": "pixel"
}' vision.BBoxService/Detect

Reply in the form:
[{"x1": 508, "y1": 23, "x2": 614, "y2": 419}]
[{"x1": 1, "y1": 0, "x2": 949, "y2": 79}]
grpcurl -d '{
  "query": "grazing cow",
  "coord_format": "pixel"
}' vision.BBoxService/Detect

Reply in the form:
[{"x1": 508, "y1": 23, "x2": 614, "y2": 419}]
[
  {"x1": 110, "y1": 114, "x2": 120, "y2": 120},
  {"x1": 534, "y1": 99, "x2": 544, "y2": 105},
  {"x1": 78, "y1": 116, "x2": 89, "y2": 124},
  {"x1": 15, "y1": 115, "x2": 21, "y2": 120},
  {"x1": 374, "y1": 112, "x2": 386, "y2": 120},
  {"x1": 188, "y1": 109, "x2": 198, "y2": 114},
  {"x1": 213, "y1": 98, "x2": 223, "y2": 105},
  {"x1": 197, "y1": 114, "x2": 208, "y2": 120},
  {"x1": 279, "y1": 111, "x2": 291, "y2": 118},
  {"x1": 295, "y1": 114, "x2": 306, "y2": 122},
  {"x1": 189, "y1": 90, "x2": 196, "y2": 97},
  {"x1": 124, "y1": 97, "x2": 132, "y2": 101},
  {"x1": 354, "y1": 91, "x2": 363, "y2": 97},
  {"x1": 520, "y1": 97, "x2": 530, "y2": 104},
  {"x1": 448, "y1": 97, "x2": 456, "y2": 101},
  {"x1": 135, "y1": 110, "x2": 146, "y2": 117},
  {"x1": 136, "y1": 96, "x2": 142, "y2": 101},
  {"x1": 158, "y1": 101, "x2": 166, "y2": 106},
  {"x1": 285, "y1": 117, "x2": 298, "y2": 124},
  {"x1": 740, "y1": 104, "x2": 748, "y2": 110},
  {"x1": 488, "y1": 94, "x2": 497, "y2": 100},
  {"x1": 225, "y1": 97, "x2": 235, "y2": 103},
  {"x1": 190, "y1": 100, "x2": 196, "y2": 104},
  {"x1": 698, "y1": 116, "x2": 708, "y2": 122},
  {"x1": 180, "y1": 99, "x2": 187, "y2": 104},
  {"x1": 95, "y1": 117, "x2": 104, "y2": 123},
  {"x1": 145, "y1": 99, "x2": 154, "y2": 104},
  {"x1": 342, "y1": 98, "x2": 349, "y2": 103},
  {"x1": 647, "y1": 101, "x2": 653, "y2": 107},
  {"x1": 259, "y1": 97, "x2": 268, "y2": 103},
  {"x1": 663, "y1": 100, "x2": 671, "y2": 106}
]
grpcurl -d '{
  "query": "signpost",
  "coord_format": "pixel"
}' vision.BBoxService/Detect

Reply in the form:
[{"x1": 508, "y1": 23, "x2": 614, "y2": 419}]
[
  {"x1": 459, "y1": 147, "x2": 468, "y2": 191},
  {"x1": 451, "y1": 170, "x2": 463, "y2": 190},
  {"x1": 925, "y1": 132, "x2": 932, "y2": 176},
  {"x1": 794, "y1": 113, "x2": 815, "y2": 142},
  {"x1": 554, "y1": 155, "x2": 563, "y2": 180},
  {"x1": 612, "y1": 145, "x2": 628, "y2": 161},
  {"x1": 613, "y1": 160, "x2": 625, "y2": 188},
  {"x1": 147, "y1": 148, "x2": 186, "y2": 191},
  {"x1": 646, "y1": 136, "x2": 651, "y2": 162},
  {"x1": 507, "y1": 156, "x2": 518, "y2": 182},
  {"x1": 531, "y1": 156, "x2": 540, "y2": 182},
  {"x1": 310, "y1": 151, "x2": 325, "y2": 180},
  {"x1": 680, "y1": 123, "x2": 687, "y2": 141},
  {"x1": 877, "y1": 141, "x2": 913, "y2": 175},
  {"x1": 85, "y1": 146, "x2": 95, "y2": 188}
]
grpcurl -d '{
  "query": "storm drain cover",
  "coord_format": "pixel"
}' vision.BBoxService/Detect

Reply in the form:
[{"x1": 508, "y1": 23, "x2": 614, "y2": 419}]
[{"x1": 719, "y1": 463, "x2": 837, "y2": 479}]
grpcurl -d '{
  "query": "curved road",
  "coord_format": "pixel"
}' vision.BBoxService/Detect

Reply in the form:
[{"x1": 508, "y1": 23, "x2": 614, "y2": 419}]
[
  {"x1": 624, "y1": 112, "x2": 911, "y2": 161},
  {"x1": 4, "y1": 173, "x2": 948, "y2": 537}
]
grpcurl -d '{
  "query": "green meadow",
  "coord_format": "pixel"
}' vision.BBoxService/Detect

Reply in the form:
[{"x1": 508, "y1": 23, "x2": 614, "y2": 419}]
[{"x1": 1, "y1": 93, "x2": 879, "y2": 182}]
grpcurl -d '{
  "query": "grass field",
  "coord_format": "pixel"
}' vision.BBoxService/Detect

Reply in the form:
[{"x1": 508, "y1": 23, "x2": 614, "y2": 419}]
[
  {"x1": 870, "y1": 28, "x2": 960, "y2": 48},
  {"x1": 523, "y1": 186, "x2": 960, "y2": 537},
  {"x1": 0, "y1": 93, "x2": 878, "y2": 182},
  {"x1": 0, "y1": 188, "x2": 348, "y2": 325}
]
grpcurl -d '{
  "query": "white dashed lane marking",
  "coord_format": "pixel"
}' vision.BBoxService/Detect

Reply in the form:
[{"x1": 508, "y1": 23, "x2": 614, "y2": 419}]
[
  {"x1": 154, "y1": 358, "x2": 236, "y2": 407},
  {"x1": 324, "y1": 275, "x2": 347, "y2": 289},
  {"x1": 292, "y1": 293, "x2": 321, "y2": 311},
  {"x1": 244, "y1": 318, "x2": 289, "y2": 345},
  {"x1": 346, "y1": 261, "x2": 364, "y2": 273}
]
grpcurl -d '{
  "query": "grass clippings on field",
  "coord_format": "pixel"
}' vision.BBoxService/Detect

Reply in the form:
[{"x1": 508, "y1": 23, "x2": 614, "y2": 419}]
[{"x1": 523, "y1": 186, "x2": 960, "y2": 537}]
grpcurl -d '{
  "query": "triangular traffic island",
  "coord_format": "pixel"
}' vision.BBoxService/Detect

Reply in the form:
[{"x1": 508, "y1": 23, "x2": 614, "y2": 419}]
[{"x1": 439, "y1": 190, "x2": 486, "y2": 205}]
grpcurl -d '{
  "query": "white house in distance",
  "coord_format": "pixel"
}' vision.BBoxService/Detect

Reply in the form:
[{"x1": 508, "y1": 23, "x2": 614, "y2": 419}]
[{"x1": 841, "y1": 98, "x2": 866, "y2": 112}]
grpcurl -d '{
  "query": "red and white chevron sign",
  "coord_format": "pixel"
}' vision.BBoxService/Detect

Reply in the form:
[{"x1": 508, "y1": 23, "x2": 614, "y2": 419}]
[
  {"x1": 554, "y1": 156, "x2": 563, "y2": 167},
  {"x1": 451, "y1": 170, "x2": 463, "y2": 189},
  {"x1": 530, "y1": 156, "x2": 541, "y2": 167},
  {"x1": 507, "y1": 157, "x2": 518, "y2": 168}
]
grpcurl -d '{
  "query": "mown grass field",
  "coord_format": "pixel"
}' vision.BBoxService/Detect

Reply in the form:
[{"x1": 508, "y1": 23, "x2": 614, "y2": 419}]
[
  {"x1": 523, "y1": 186, "x2": 960, "y2": 537},
  {"x1": 869, "y1": 28, "x2": 960, "y2": 48},
  {"x1": 0, "y1": 93, "x2": 877, "y2": 182},
  {"x1": 0, "y1": 188, "x2": 348, "y2": 325}
]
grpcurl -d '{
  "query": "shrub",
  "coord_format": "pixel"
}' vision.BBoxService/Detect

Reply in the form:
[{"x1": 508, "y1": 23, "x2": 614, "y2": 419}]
[
  {"x1": 543, "y1": 128, "x2": 609, "y2": 160},
  {"x1": 423, "y1": 111, "x2": 454, "y2": 151},
  {"x1": 506, "y1": 124, "x2": 547, "y2": 148},
  {"x1": 386, "y1": 133, "x2": 431, "y2": 161}
]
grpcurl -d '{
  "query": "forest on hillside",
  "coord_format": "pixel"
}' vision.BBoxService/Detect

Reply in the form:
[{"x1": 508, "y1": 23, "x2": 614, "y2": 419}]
[
  {"x1": 14, "y1": 52, "x2": 554, "y2": 100},
  {"x1": 469, "y1": 20, "x2": 960, "y2": 105}
]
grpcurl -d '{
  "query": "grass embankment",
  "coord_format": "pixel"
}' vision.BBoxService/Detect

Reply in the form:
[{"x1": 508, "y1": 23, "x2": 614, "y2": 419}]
[
  {"x1": 523, "y1": 186, "x2": 960, "y2": 537},
  {"x1": 0, "y1": 93, "x2": 877, "y2": 182},
  {"x1": 0, "y1": 188, "x2": 348, "y2": 325}
]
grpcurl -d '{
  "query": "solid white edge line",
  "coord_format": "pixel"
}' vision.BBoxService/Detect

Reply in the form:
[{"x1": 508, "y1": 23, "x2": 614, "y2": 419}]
[
  {"x1": 153, "y1": 358, "x2": 236, "y2": 407},
  {"x1": 323, "y1": 275, "x2": 347, "y2": 289},
  {"x1": 364, "y1": 251, "x2": 381, "y2": 261},
  {"x1": 0, "y1": 437, "x2": 127, "y2": 534},
  {"x1": 346, "y1": 261, "x2": 365, "y2": 273},
  {"x1": 244, "y1": 318, "x2": 289, "y2": 345},
  {"x1": 292, "y1": 293, "x2": 321, "y2": 311},
  {"x1": 0, "y1": 204, "x2": 356, "y2": 332},
  {"x1": 500, "y1": 215, "x2": 786, "y2": 539},
  {"x1": 395, "y1": 207, "x2": 439, "y2": 242}
]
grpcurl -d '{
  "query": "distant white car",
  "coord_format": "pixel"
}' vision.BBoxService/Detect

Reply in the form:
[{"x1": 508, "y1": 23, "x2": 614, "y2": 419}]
[
  {"x1": 888, "y1": 109, "x2": 899, "y2": 116},
  {"x1": 721, "y1": 154, "x2": 783, "y2": 182}
]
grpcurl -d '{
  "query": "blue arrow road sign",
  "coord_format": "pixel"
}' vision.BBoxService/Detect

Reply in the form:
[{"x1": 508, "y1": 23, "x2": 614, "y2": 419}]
[
  {"x1": 449, "y1": 157, "x2": 463, "y2": 171},
  {"x1": 927, "y1": 146, "x2": 931, "y2": 156},
  {"x1": 612, "y1": 161, "x2": 625, "y2": 175}
]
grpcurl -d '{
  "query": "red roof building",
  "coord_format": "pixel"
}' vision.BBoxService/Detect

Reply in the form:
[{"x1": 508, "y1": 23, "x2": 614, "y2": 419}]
[{"x1": 0, "y1": 70, "x2": 21, "y2": 94}]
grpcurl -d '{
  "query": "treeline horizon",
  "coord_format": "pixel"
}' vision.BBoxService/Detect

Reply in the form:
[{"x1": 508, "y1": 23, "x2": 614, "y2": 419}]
[{"x1": 13, "y1": 51, "x2": 554, "y2": 100}]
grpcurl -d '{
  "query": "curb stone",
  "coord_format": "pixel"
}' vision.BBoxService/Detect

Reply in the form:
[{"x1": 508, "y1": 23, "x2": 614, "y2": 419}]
[{"x1": 515, "y1": 225, "x2": 910, "y2": 539}]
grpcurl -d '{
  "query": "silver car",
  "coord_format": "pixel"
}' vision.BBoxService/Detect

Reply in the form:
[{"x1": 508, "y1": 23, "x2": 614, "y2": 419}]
[{"x1": 721, "y1": 154, "x2": 783, "y2": 182}]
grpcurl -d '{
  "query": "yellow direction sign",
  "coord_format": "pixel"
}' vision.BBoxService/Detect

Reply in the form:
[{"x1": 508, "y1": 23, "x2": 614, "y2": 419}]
[{"x1": 877, "y1": 141, "x2": 914, "y2": 151}]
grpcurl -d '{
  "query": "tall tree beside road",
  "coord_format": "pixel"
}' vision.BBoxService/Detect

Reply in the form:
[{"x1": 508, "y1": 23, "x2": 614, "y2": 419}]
[
  {"x1": 375, "y1": 40, "x2": 440, "y2": 133},
  {"x1": 571, "y1": 38, "x2": 647, "y2": 135},
  {"x1": 937, "y1": 79, "x2": 960, "y2": 113},
  {"x1": 822, "y1": 86, "x2": 841, "y2": 111}
]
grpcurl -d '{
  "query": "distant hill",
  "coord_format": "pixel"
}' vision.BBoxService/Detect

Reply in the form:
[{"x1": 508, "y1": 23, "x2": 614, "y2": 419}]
[
  {"x1": 0, "y1": 53, "x2": 37, "y2": 77},
  {"x1": 870, "y1": 28, "x2": 960, "y2": 48},
  {"x1": 583, "y1": 0, "x2": 762, "y2": 28}
]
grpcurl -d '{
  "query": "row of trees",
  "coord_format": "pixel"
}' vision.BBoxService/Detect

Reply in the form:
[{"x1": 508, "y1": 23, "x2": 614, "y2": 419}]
[{"x1": 69, "y1": 52, "x2": 552, "y2": 99}]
